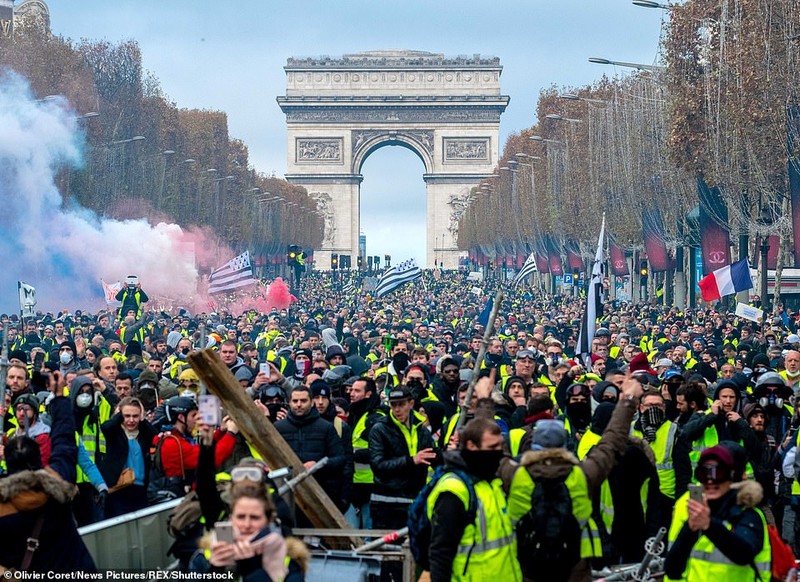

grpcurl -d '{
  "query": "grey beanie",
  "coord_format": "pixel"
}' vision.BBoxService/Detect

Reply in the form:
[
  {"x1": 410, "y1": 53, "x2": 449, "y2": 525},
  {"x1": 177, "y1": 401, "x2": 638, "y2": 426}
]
[{"x1": 531, "y1": 419, "x2": 568, "y2": 451}]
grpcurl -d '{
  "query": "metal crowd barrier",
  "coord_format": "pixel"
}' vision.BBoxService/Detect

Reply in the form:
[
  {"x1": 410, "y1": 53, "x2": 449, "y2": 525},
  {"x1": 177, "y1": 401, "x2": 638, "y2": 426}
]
[{"x1": 78, "y1": 497, "x2": 182, "y2": 570}]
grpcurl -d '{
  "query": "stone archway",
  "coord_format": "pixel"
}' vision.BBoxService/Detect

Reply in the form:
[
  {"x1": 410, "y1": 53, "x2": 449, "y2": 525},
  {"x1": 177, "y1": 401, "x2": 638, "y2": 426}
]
[{"x1": 277, "y1": 50, "x2": 509, "y2": 269}]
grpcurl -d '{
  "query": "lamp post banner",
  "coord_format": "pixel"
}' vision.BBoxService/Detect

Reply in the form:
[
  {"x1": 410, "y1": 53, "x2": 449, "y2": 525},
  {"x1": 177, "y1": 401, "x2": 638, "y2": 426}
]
[
  {"x1": 642, "y1": 206, "x2": 670, "y2": 273},
  {"x1": 787, "y1": 104, "x2": 800, "y2": 267},
  {"x1": 697, "y1": 176, "x2": 731, "y2": 276}
]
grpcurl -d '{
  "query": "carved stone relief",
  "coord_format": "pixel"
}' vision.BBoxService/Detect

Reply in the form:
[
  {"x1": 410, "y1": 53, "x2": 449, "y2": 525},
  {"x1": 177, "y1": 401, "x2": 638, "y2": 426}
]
[
  {"x1": 443, "y1": 138, "x2": 489, "y2": 162},
  {"x1": 296, "y1": 138, "x2": 342, "y2": 163}
]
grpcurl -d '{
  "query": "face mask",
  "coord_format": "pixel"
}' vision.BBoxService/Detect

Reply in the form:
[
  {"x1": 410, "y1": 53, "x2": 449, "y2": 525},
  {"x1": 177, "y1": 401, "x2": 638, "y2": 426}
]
[
  {"x1": 787, "y1": 370, "x2": 800, "y2": 379},
  {"x1": 759, "y1": 394, "x2": 784, "y2": 409},
  {"x1": 181, "y1": 347, "x2": 190, "y2": 355},
  {"x1": 59, "y1": 352, "x2": 73, "y2": 365},
  {"x1": 566, "y1": 401, "x2": 591, "y2": 430},
  {"x1": 641, "y1": 406, "x2": 666, "y2": 441},
  {"x1": 76, "y1": 392, "x2": 94, "y2": 409},
  {"x1": 461, "y1": 449, "x2": 504, "y2": 481}
]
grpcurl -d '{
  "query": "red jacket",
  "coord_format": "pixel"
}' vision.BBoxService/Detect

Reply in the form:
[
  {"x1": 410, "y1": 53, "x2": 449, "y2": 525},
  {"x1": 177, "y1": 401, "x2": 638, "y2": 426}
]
[{"x1": 154, "y1": 429, "x2": 235, "y2": 478}]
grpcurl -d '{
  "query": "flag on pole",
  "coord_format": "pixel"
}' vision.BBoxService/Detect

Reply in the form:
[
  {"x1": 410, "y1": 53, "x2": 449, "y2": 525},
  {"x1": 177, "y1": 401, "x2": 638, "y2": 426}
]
[
  {"x1": 477, "y1": 296, "x2": 494, "y2": 327},
  {"x1": 698, "y1": 259, "x2": 753, "y2": 302},
  {"x1": 342, "y1": 281, "x2": 356, "y2": 294},
  {"x1": 577, "y1": 216, "x2": 605, "y2": 369},
  {"x1": 18, "y1": 281, "x2": 37, "y2": 317},
  {"x1": 512, "y1": 252, "x2": 538, "y2": 286},
  {"x1": 208, "y1": 251, "x2": 257, "y2": 295},
  {"x1": 101, "y1": 280, "x2": 123, "y2": 306},
  {"x1": 375, "y1": 258, "x2": 422, "y2": 297}
]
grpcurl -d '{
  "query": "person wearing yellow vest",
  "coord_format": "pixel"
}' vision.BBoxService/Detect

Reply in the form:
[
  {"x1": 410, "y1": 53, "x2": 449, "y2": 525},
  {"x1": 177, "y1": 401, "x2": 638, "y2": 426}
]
[
  {"x1": 664, "y1": 443, "x2": 771, "y2": 581},
  {"x1": 499, "y1": 376, "x2": 644, "y2": 581},
  {"x1": 114, "y1": 277, "x2": 148, "y2": 320},
  {"x1": 346, "y1": 377, "x2": 386, "y2": 529},
  {"x1": 368, "y1": 386, "x2": 439, "y2": 531},
  {"x1": 580, "y1": 402, "x2": 667, "y2": 564},
  {"x1": 632, "y1": 390, "x2": 691, "y2": 502},
  {"x1": 681, "y1": 379, "x2": 761, "y2": 480},
  {"x1": 70, "y1": 374, "x2": 119, "y2": 526},
  {"x1": 427, "y1": 417, "x2": 521, "y2": 582}
]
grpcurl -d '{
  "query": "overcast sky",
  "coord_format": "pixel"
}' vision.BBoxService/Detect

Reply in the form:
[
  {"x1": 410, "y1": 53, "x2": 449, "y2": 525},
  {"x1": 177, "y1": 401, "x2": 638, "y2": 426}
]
[{"x1": 47, "y1": 1, "x2": 665, "y2": 266}]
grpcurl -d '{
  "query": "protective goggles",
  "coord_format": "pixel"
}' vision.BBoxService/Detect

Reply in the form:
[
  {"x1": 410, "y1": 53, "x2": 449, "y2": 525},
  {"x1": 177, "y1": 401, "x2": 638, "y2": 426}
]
[
  {"x1": 230, "y1": 466, "x2": 266, "y2": 483},
  {"x1": 694, "y1": 463, "x2": 728, "y2": 484},
  {"x1": 567, "y1": 384, "x2": 591, "y2": 398}
]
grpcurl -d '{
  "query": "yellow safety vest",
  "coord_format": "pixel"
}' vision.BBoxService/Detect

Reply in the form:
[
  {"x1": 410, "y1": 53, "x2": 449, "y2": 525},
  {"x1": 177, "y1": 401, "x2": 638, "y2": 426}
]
[
  {"x1": 632, "y1": 421, "x2": 679, "y2": 499},
  {"x1": 352, "y1": 410, "x2": 385, "y2": 485},
  {"x1": 690, "y1": 425, "x2": 754, "y2": 481},
  {"x1": 509, "y1": 428, "x2": 526, "y2": 458},
  {"x1": 76, "y1": 399, "x2": 110, "y2": 483},
  {"x1": 427, "y1": 473, "x2": 522, "y2": 582},
  {"x1": 576, "y1": 429, "x2": 615, "y2": 533},
  {"x1": 507, "y1": 464, "x2": 602, "y2": 559},
  {"x1": 667, "y1": 490, "x2": 771, "y2": 581}
]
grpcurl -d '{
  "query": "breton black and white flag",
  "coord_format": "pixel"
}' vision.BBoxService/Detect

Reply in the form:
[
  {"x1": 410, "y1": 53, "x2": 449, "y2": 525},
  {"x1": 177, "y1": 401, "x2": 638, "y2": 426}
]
[
  {"x1": 512, "y1": 252, "x2": 538, "y2": 286},
  {"x1": 375, "y1": 258, "x2": 422, "y2": 297},
  {"x1": 577, "y1": 216, "x2": 605, "y2": 369},
  {"x1": 208, "y1": 251, "x2": 256, "y2": 295}
]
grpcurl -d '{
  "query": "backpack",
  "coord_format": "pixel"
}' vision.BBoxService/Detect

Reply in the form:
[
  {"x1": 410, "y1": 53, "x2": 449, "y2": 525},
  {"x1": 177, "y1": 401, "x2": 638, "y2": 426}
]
[
  {"x1": 766, "y1": 524, "x2": 796, "y2": 582},
  {"x1": 515, "y1": 474, "x2": 581, "y2": 580},
  {"x1": 147, "y1": 432, "x2": 188, "y2": 503},
  {"x1": 408, "y1": 466, "x2": 478, "y2": 571}
]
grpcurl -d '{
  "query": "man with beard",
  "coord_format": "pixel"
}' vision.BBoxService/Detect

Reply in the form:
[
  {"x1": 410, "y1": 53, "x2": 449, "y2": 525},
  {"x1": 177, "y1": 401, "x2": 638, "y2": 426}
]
[
  {"x1": 743, "y1": 402, "x2": 781, "y2": 524},
  {"x1": 675, "y1": 382, "x2": 708, "y2": 428},
  {"x1": 274, "y1": 385, "x2": 346, "y2": 521},
  {"x1": 681, "y1": 379, "x2": 760, "y2": 477},
  {"x1": 346, "y1": 377, "x2": 386, "y2": 528},
  {"x1": 559, "y1": 383, "x2": 593, "y2": 452},
  {"x1": 752, "y1": 372, "x2": 795, "y2": 443}
]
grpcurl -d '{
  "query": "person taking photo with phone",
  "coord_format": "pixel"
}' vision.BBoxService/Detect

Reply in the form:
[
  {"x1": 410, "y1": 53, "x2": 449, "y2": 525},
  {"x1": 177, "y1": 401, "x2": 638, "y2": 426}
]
[{"x1": 664, "y1": 443, "x2": 771, "y2": 581}]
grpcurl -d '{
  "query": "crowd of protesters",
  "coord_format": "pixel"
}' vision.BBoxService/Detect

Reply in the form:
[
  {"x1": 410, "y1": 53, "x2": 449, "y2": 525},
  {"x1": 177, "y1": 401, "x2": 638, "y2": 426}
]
[{"x1": 2, "y1": 269, "x2": 800, "y2": 580}]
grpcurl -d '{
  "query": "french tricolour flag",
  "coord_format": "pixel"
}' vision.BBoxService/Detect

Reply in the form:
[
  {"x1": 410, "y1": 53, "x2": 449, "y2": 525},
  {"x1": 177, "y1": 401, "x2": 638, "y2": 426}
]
[{"x1": 698, "y1": 259, "x2": 753, "y2": 302}]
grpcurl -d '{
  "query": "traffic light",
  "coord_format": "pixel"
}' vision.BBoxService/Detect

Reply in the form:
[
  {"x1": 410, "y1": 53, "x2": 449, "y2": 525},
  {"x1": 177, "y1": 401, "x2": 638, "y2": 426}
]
[
  {"x1": 385, "y1": 254, "x2": 391, "y2": 268},
  {"x1": 331, "y1": 253, "x2": 339, "y2": 270},
  {"x1": 357, "y1": 255, "x2": 363, "y2": 269},
  {"x1": 374, "y1": 255, "x2": 380, "y2": 268},
  {"x1": 287, "y1": 244, "x2": 300, "y2": 266},
  {"x1": 639, "y1": 259, "x2": 648, "y2": 285},
  {"x1": 340, "y1": 254, "x2": 351, "y2": 269}
]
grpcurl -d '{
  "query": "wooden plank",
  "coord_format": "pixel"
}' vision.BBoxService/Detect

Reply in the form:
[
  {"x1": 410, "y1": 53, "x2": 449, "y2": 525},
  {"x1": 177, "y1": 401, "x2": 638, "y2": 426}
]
[{"x1": 187, "y1": 349, "x2": 360, "y2": 549}]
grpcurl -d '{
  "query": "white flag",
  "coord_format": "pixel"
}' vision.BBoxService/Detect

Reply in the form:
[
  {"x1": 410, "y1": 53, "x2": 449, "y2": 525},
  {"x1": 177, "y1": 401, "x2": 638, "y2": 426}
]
[
  {"x1": 101, "y1": 280, "x2": 123, "y2": 306},
  {"x1": 18, "y1": 281, "x2": 36, "y2": 317}
]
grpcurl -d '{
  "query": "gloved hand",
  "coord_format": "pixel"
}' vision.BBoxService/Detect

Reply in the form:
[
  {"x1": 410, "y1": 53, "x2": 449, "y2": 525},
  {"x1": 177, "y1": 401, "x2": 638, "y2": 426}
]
[{"x1": 96, "y1": 489, "x2": 108, "y2": 517}]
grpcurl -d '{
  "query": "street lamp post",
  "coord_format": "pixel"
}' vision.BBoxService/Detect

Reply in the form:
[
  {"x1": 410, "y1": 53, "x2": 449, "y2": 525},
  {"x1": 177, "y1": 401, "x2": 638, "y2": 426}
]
[{"x1": 588, "y1": 57, "x2": 665, "y2": 73}]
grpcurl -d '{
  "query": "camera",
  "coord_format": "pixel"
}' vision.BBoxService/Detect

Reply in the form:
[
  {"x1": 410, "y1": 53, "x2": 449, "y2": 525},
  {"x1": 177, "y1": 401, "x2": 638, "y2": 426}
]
[{"x1": 125, "y1": 275, "x2": 139, "y2": 287}]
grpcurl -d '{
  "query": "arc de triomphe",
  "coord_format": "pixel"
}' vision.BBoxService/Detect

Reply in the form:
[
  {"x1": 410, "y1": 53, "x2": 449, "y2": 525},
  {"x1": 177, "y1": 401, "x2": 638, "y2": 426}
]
[{"x1": 277, "y1": 50, "x2": 509, "y2": 269}]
